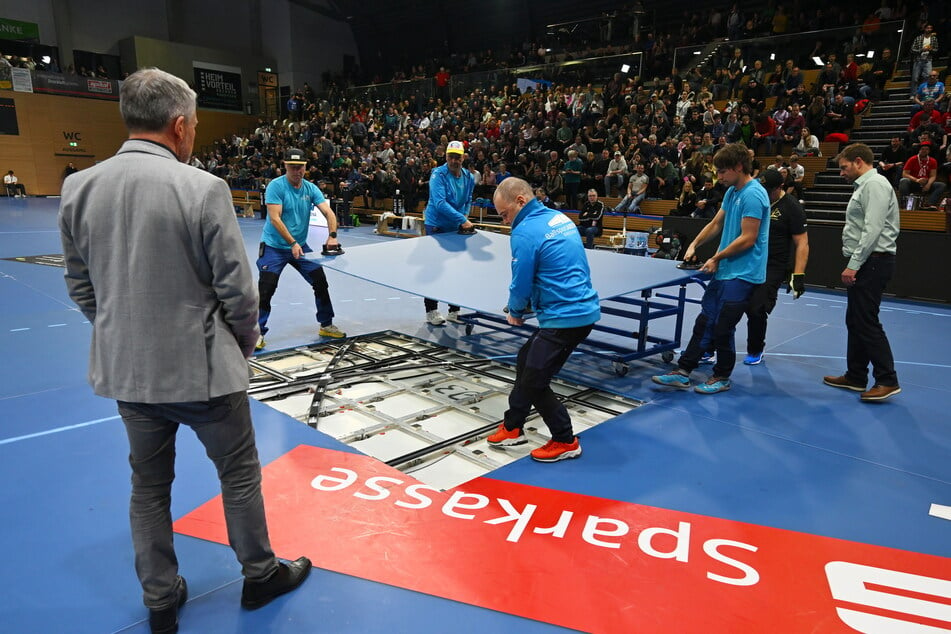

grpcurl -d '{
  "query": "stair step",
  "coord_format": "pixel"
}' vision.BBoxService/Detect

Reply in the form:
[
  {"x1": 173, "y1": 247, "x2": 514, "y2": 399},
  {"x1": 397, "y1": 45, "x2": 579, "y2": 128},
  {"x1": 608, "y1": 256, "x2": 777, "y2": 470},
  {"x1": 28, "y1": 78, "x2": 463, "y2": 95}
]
[
  {"x1": 809, "y1": 192, "x2": 853, "y2": 202},
  {"x1": 807, "y1": 201, "x2": 849, "y2": 210},
  {"x1": 860, "y1": 117, "x2": 909, "y2": 125}
]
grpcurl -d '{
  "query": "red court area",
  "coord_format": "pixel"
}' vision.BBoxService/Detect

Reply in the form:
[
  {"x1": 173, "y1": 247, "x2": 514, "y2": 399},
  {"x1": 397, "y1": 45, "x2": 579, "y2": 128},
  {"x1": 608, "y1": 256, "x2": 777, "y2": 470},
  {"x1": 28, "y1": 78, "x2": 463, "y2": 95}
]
[{"x1": 175, "y1": 445, "x2": 951, "y2": 633}]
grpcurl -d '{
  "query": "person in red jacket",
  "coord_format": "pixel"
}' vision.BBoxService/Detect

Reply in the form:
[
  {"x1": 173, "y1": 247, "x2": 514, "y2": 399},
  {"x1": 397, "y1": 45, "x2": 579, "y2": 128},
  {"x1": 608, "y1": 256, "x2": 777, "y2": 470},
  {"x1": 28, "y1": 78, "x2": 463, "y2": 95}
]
[
  {"x1": 899, "y1": 143, "x2": 946, "y2": 209},
  {"x1": 752, "y1": 113, "x2": 777, "y2": 155}
]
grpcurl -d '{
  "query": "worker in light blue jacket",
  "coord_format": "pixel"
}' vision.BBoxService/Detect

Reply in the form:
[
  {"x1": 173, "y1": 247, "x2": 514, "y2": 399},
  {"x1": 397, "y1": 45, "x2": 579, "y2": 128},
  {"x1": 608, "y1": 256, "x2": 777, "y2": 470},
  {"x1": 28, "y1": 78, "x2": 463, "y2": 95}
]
[
  {"x1": 486, "y1": 177, "x2": 600, "y2": 464},
  {"x1": 421, "y1": 140, "x2": 475, "y2": 325}
]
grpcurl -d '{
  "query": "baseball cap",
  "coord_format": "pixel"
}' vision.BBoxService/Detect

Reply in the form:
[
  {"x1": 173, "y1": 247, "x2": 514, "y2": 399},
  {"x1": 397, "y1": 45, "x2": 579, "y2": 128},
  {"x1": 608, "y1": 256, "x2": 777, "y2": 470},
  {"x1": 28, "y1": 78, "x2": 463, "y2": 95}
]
[
  {"x1": 446, "y1": 140, "x2": 465, "y2": 155},
  {"x1": 283, "y1": 148, "x2": 307, "y2": 164},
  {"x1": 760, "y1": 169, "x2": 784, "y2": 190}
]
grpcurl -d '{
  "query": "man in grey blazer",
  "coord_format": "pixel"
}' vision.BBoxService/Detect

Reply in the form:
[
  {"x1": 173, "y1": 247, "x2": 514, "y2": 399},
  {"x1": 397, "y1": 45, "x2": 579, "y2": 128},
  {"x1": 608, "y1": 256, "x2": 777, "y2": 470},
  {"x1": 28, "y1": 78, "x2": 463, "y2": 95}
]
[{"x1": 59, "y1": 68, "x2": 311, "y2": 633}]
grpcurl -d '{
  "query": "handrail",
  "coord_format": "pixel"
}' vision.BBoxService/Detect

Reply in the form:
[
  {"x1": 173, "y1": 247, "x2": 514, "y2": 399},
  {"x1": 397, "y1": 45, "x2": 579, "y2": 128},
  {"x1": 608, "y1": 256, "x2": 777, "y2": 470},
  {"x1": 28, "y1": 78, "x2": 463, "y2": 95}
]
[
  {"x1": 672, "y1": 19, "x2": 905, "y2": 74},
  {"x1": 342, "y1": 51, "x2": 645, "y2": 105}
]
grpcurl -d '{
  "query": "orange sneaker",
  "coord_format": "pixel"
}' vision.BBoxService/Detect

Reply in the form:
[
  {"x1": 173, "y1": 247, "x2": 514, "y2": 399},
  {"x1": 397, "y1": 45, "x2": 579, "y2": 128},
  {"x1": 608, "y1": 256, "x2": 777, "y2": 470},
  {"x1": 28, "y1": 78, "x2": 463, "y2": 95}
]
[
  {"x1": 531, "y1": 438, "x2": 582, "y2": 462},
  {"x1": 486, "y1": 423, "x2": 526, "y2": 447}
]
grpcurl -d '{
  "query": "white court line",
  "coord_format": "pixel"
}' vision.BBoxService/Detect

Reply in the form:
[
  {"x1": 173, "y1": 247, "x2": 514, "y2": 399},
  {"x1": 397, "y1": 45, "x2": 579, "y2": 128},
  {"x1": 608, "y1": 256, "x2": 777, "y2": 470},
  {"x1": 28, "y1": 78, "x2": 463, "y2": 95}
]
[
  {"x1": 364, "y1": 298, "x2": 377, "y2": 301},
  {"x1": 47, "y1": 323, "x2": 66, "y2": 327},
  {"x1": 0, "y1": 230, "x2": 62, "y2": 234},
  {"x1": 929, "y1": 504, "x2": 951, "y2": 521},
  {"x1": 0, "y1": 274, "x2": 79, "y2": 311},
  {"x1": 0, "y1": 415, "x2": 121, "y2": 446},
  {"x1": 10, "y1": 328, "x2": 29, "y2": 332},
  {"x1": 804, "y1": 294, "x2": 951, "y2": 317},
  {"x1": 763, "y1": 352, "x2": 951, "y2": 369}
]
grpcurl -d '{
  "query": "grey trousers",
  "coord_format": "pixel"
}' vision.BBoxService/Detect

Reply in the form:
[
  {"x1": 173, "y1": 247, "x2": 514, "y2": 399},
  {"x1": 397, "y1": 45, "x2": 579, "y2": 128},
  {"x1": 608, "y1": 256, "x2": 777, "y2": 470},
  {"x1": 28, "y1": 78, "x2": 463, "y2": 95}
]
[{"x1": 117, "y1": 391, "x2": 278, "y2": 609}]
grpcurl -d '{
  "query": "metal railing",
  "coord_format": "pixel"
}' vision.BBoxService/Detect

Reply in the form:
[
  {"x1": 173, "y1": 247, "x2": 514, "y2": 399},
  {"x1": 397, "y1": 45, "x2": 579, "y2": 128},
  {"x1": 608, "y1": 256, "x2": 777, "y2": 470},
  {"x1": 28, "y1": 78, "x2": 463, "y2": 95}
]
[
  {"x1": 672, "y1": 20, "x2": 905, "y2": 77},
  {"x1": 341, "y1": 52, "x2": 644, "y2": 105}
]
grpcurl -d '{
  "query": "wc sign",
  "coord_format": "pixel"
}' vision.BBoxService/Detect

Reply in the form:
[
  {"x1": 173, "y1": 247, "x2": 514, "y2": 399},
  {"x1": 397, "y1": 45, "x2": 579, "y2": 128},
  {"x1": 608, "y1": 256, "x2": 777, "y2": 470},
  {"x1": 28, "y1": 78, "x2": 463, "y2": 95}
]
[{"x1": 175, "y1": 445, "x2": 951, "y2": 633}]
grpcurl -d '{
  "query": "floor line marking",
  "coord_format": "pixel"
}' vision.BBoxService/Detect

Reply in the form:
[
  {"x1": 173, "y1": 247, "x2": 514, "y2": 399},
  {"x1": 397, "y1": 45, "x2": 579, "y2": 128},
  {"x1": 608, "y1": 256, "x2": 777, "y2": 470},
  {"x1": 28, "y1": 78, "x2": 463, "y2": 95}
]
[
  {"x1": 47, "y1": 323, "x2": 66, "y2": 328},
  {"x1": 0, "y1": 415, "x2": 121, "y2": 446},
  {"x1": 762, "y1": 323, "x2": 827, "y2": 351},
  {"x1": 801, "y1": 294, "x2": 951, "y2": 317},
  {"x1": 762, "y1": 353, "x2": 951, "y2": 369},
  {"x1": 0, "y1": 230, "x2": 62, "y2": 234},
  {"x1": 929, "y1": 504, "x2": 951, "y2": 521},
  {"x1": 0, "y1": 275, "x2": 78, "y2": 310},
  {"x1": 643, "y1": 401, "x2": 951, "y2": 486},
  {"x1": 10, "y1": 327, "x2": 29, "y2": 332}
]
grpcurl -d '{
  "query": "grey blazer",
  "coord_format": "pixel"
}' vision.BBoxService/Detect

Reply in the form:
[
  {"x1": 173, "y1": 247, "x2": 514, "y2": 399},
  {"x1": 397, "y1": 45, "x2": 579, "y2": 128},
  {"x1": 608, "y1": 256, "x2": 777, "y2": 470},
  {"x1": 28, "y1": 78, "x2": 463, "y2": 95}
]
[{"x1": 59, "y1": 139, "x2": 259, "y2": 403}]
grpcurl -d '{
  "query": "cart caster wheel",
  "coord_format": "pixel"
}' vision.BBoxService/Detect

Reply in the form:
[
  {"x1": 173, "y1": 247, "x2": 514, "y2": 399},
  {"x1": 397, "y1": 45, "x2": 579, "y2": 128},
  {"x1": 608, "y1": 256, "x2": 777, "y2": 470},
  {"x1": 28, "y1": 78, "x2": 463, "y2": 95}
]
[
  {"x1": 613, "y1": 362, "x2": 629, "y2": 377},
  {"x1": 661, "y1": 351, "x2": 674, "y2": 363},
  {"x1": 465, "y1": 325, "x2": 474, "y2": 336}
]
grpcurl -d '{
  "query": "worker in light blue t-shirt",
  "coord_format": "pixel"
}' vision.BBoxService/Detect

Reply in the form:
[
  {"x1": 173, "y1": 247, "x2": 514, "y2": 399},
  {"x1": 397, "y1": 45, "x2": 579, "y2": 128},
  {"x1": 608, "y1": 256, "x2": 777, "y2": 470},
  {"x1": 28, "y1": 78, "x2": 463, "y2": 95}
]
[
  {"x1": 255, "y1": 148, "x2": 346, "y2": 350},
  {"x1": 653, "y1": 143, "x2": 769, "y2": 394}
]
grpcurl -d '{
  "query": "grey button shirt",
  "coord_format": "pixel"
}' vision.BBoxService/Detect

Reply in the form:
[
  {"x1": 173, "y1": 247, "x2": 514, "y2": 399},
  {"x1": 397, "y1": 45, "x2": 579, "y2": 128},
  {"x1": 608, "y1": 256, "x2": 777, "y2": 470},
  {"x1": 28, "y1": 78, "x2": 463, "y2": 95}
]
[{"x1": 842, "y1": 168, "x2": 900, "y2": 270}]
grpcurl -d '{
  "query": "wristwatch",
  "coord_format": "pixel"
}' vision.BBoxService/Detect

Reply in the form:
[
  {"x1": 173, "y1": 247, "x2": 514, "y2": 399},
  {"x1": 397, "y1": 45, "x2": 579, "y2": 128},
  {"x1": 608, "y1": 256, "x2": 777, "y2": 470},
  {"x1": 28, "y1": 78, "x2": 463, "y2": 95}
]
[{"x1": 329, "y1": 231, "x2": 337, "y2": 238}]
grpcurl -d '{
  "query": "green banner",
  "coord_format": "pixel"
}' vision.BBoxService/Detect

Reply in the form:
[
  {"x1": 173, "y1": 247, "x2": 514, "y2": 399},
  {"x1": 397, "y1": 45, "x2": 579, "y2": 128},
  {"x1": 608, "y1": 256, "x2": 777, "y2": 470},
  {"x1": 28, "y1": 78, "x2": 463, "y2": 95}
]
[{"x1": 0, "y1": 18, "x2": 39, "y2": 41}]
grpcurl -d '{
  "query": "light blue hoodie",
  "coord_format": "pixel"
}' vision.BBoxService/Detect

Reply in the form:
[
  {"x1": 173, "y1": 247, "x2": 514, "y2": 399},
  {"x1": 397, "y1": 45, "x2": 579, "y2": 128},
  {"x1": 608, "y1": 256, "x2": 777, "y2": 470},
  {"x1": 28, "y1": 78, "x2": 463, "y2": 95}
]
[
  {"x1": 423, "y1": 162, "x2": 474, "y2": 231},
  {"x1": 508, "y1": 198, "x2": 601, "y2": 329}
]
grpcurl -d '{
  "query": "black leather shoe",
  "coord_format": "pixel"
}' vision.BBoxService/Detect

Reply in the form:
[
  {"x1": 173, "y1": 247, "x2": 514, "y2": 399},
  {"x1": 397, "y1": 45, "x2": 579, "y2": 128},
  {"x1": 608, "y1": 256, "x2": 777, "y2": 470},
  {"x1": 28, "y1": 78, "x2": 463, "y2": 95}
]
[
  {"x1": 149, "y1": 576, "x2": 187, "y2": 634},
  {"x1": 241, "y1": 557, "x2": 312, "y2": 610}
]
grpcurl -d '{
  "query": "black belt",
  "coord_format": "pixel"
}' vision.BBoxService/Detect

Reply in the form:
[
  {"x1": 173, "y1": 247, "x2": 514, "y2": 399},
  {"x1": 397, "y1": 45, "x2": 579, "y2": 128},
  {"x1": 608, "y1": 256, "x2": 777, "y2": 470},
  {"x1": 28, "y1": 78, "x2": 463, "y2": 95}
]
[{"x1": 868, "y1": 251, "x2": 894, "y2": 258}]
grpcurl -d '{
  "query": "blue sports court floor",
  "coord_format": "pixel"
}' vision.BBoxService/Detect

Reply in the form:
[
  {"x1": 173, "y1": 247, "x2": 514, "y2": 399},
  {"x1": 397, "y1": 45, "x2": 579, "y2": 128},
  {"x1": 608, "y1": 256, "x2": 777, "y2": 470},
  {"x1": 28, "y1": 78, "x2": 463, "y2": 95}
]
[{"x1": 0, "y1": 197, "x2": 948, "y2": 633}]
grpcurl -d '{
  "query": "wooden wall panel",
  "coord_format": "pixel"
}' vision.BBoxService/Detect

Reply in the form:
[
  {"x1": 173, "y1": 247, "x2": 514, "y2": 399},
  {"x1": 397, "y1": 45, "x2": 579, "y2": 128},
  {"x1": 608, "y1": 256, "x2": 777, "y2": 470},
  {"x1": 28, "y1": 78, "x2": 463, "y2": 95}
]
[{"x1": 0, "y1": 91, "x2": 257, "y2": 196}]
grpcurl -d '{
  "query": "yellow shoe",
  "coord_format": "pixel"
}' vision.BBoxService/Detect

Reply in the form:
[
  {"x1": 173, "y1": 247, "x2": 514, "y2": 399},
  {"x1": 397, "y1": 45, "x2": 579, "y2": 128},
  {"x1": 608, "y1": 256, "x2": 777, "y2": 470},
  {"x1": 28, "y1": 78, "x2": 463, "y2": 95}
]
[
  {"x1": 319, "y1": 324, "x2": 346, "y2": 338},
  {"x1": 255, "y1": 336, "x2": 266, "y2": 351}
]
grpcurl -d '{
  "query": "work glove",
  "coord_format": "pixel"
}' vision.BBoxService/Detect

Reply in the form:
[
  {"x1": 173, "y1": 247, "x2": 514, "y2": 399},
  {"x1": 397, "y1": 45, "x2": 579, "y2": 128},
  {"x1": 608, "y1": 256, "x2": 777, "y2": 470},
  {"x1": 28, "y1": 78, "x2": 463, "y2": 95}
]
[{"x1": 787, "y1": 273, "x2": 805, "y2": 299}]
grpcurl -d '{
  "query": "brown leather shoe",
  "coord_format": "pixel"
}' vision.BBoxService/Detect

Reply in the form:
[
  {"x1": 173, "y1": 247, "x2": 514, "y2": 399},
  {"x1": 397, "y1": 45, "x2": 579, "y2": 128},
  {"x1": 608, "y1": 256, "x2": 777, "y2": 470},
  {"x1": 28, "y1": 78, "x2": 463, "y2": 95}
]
[
  {"x1": 861, "y1": 384, "x2": 902, "y2": 401},
  {"x1": 822, "y1": 375, "x2": 866, "y2": 392}
]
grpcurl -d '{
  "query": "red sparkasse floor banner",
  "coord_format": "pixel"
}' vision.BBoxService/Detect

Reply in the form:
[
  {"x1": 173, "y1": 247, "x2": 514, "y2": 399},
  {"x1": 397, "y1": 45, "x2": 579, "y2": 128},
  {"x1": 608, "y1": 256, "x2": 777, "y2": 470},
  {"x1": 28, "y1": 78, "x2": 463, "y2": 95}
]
[{"x1": 174, "y1": 445, "x2": 951, "y2": 633}]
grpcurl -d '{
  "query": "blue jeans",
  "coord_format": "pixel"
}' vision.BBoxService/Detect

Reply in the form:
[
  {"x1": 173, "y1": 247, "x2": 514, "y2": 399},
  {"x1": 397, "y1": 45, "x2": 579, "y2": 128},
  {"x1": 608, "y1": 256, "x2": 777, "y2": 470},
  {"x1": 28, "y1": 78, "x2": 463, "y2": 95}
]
[
  {"x1": 679, "y1": 278, "x2": 755, "y2": 378},
  {"x1": 117, "y1": 392, "x2": 278, "y2": 609},
  {"x1": 911, "y1": 59, "x2": 932, "y2": 93},
  {"x1": 615, "y1": 192, "x2": 645, "y2": 214},
  {"x1": 257, "y1": 244, "x2": 335, "y2": 334},
  {"x1": 581, "y1": 226, "x2": 600, "y2": 249}
]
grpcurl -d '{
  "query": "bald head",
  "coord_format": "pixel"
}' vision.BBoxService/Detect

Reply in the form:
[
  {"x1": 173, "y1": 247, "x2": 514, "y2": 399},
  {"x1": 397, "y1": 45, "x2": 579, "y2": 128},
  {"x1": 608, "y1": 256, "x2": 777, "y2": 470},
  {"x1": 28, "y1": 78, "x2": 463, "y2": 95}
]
[
  {"x1": 493, "y1": 177, "x2": 534, "y2": 225},
  {"x1": 496, "y1": 176, "x2": 533, "y2": 202}
]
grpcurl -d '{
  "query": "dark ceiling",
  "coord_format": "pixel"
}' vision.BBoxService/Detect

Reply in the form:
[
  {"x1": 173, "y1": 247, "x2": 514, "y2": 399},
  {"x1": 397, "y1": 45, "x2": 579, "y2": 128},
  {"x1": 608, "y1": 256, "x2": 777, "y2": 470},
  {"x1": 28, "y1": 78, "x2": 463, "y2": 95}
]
[{"x1": 293, "y1": 0, "x2": 642, "y2": 74}]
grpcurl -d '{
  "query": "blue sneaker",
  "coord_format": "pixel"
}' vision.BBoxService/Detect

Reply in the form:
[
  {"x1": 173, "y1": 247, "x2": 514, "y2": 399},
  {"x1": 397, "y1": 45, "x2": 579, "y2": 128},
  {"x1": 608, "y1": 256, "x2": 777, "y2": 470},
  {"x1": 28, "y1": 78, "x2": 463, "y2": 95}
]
[
  {"x1": 743, "y1": 352, "x2": 764, "y2": 365},
  {"x1": 694, "y1": 377, "x2": 732, "y2": 394},
  {"x1": 651, "y1": 371, "x2": 691, "y2": 388},
  {"x1": 699, "y1": 351, "x2": 715, "y2": 365}
]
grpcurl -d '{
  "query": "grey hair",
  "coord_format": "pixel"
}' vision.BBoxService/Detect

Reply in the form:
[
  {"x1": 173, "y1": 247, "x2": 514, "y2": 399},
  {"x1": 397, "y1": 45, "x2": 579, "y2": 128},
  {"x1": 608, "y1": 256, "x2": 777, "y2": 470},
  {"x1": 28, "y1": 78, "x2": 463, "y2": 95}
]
[{"x1": 120, "y1": 68, "x2": 196, "y2": 132}]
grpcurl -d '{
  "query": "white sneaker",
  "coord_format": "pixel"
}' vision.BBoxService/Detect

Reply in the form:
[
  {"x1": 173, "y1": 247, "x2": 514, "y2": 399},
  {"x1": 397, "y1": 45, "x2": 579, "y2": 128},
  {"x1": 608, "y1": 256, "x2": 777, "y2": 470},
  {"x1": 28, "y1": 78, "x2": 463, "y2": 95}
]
[
  {"x1": 446, "y1": 310, "x2": 462, "y2": 323},
  {"x1": 426, "y1": 310, "x2": 446, "y2": 326}
]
